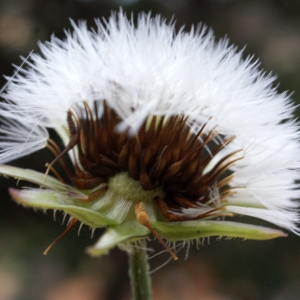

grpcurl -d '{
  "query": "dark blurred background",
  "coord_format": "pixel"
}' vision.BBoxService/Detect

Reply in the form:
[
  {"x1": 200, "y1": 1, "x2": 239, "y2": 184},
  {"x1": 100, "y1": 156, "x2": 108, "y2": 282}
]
[{"x1": 1, "y1": 0, "x2": 300, "y2": 299}]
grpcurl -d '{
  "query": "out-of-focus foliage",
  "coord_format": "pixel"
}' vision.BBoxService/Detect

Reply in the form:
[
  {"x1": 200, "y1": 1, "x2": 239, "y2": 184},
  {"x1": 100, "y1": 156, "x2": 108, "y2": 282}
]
[{"x1": 1, "y1": 1, "x2": 300, "y2": 299}]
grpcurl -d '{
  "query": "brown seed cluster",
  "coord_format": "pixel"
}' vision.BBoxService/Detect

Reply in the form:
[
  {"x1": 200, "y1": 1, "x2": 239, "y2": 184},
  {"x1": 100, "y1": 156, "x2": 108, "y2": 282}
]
[{"x1": 49, "y1": 100, "x2": 238, "y2": 222}]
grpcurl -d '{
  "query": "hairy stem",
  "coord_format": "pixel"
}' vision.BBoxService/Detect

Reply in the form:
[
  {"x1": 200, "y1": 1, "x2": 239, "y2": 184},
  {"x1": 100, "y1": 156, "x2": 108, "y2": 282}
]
[{"x1": 128, "y1": 239, "x2": 152, "y2": 300}]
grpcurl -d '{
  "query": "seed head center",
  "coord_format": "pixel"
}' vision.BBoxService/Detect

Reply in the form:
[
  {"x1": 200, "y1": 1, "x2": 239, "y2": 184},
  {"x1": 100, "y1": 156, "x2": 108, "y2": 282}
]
[
  {"x1": 47, "y1": 100, "x2": 237, "y2": 221},
  {"x1": 108, "y1": 172, "x2": 165, "y2": 203}
]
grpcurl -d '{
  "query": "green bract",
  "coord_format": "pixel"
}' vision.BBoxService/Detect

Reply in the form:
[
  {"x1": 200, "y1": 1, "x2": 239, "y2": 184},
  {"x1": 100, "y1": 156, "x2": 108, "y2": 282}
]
[{"x1": 0, "y1": 165, "x2": 286, "y2": 257}]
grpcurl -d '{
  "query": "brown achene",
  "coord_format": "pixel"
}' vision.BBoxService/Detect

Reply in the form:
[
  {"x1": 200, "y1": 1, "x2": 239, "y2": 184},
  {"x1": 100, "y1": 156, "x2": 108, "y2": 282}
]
[{"x1": 47, "y1": 100, "x2": 239, "y2": 222}]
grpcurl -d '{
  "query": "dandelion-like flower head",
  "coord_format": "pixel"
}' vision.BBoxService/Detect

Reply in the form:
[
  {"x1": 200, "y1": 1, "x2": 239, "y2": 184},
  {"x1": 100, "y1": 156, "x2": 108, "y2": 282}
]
[{"x1": 0, "y1": 11, "x2": 299, "y2": 256}]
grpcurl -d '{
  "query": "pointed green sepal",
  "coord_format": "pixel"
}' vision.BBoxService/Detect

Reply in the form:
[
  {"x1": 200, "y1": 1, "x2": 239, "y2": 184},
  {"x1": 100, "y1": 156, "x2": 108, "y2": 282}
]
[
  {"x1": 0, "y1": 165, "x2": 83, "y2": 195},
  {"x1": 87, "y1": 222, "x2": 150, "y2": 256},
  {"x1": 152, "y1": 220, "x2": 287, "y2": 241},
  {"x1": 9, "y1": 188, "x2": 117, "y2": 228}
]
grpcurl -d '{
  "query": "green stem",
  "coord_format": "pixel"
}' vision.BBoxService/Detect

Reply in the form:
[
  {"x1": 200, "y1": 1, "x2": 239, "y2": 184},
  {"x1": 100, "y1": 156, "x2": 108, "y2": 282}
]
[{"x1": 128, "y1": 239, "x2": 152, "y2": 300}]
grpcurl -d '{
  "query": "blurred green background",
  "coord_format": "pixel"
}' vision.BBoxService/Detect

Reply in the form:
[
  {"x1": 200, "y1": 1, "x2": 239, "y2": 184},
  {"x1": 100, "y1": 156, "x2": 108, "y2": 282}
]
[{"x1": 1, "y1": 0, "x2": 300, "y2": 299}]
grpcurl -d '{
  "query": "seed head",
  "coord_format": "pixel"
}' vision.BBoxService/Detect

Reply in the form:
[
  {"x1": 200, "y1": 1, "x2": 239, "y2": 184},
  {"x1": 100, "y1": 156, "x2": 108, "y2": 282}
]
[{"x1": 0, "y1": 11, "x2": 299, "y2": 256}]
